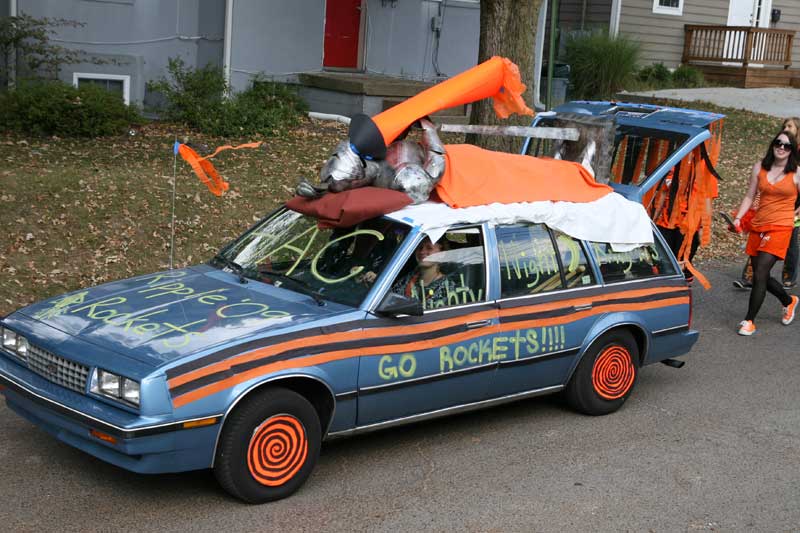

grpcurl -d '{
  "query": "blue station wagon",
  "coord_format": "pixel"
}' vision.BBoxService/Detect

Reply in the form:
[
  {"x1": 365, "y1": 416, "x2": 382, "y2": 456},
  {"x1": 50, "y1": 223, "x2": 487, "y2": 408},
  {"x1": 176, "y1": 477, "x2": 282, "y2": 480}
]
[{"x1": 0, "y1": 102, "x2": 711, "y2": 503}]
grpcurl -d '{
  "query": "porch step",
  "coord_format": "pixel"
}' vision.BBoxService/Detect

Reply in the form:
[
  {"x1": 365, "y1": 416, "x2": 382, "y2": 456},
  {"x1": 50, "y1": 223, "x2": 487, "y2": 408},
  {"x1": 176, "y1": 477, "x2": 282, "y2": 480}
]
[
  {"x1": 380, "y1": 96, "x2": 470, "y2": 125},
  {"x1": 295, "y1": 70, "x2": 469, "y2": 123},
  {"x1": 297, "y1": 72, "x2": 432, "y2": 97}
]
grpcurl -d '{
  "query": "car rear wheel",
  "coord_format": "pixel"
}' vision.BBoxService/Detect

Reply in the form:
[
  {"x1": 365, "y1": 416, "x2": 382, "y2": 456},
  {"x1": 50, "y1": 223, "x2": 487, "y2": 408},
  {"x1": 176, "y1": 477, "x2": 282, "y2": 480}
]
[
  {"x1": 565, "y1": 330, "x2": 639, "y2": 416},
  {"x1": 214, "y1": 387, "x2": 321, "y2": 503}
]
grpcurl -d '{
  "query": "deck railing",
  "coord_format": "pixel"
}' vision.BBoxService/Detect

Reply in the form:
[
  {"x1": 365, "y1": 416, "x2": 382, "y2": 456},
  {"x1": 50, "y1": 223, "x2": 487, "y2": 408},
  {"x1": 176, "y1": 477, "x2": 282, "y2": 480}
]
[{"x1": 683, "y1": 25, "x2": 794, "y2": 68}]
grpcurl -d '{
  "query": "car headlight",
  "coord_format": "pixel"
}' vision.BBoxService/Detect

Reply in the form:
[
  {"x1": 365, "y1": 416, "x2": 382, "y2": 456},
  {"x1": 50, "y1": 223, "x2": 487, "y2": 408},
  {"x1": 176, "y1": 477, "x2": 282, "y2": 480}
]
[
  {"x1": 1, "y1": 327, "x2": 28, "y2": 361},
  {"x1": 92, "y1": 369, "x2": 140, "y2": 407},
  {"x1": 16, "y1": 336, "x2": 28, "y2": 358},
  {"x1": 2, "y1": 328, "x2": 17, "y2": 350}
]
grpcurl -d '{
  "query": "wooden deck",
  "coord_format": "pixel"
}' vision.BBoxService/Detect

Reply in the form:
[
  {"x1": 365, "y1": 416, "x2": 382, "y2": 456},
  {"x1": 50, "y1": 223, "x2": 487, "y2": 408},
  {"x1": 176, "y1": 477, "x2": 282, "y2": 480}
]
[{"x1": 682, "y1": 25, "x2": 796, "y2": 88}]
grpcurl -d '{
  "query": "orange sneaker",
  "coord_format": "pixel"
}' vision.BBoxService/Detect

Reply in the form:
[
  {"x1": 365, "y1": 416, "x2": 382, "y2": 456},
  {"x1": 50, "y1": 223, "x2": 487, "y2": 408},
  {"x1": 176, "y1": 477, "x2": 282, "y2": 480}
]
[
  {"x1": 737, "y1": 320, "x2": 756, "y2": 336},
  {"x1": 782, "y1": 295, "x2": 798, "y2": 325}
]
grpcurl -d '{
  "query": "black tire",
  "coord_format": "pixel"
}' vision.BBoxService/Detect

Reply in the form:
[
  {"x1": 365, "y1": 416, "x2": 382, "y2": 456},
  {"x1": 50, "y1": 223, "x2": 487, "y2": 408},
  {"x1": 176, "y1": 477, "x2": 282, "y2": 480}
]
[
  {"x1": 214, "y1": 388, "x2": 321, "y2": 503},
  {"x1": 565, "y1": 329, "x2": 639, "y2": 416}
]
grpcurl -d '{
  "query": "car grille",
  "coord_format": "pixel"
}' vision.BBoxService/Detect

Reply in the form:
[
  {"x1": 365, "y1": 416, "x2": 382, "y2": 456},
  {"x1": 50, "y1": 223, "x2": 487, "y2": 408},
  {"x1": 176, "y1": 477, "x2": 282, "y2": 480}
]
[{"x1": 26, "y1": 344, "x2": 89, "y2": 394}]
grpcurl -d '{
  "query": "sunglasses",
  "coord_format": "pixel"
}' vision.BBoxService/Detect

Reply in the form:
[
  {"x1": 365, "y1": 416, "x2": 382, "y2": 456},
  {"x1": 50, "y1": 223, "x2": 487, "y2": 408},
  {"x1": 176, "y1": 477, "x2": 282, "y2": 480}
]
[{"x1": 773, "y1": 140, "x2": 793, "y2": 151}]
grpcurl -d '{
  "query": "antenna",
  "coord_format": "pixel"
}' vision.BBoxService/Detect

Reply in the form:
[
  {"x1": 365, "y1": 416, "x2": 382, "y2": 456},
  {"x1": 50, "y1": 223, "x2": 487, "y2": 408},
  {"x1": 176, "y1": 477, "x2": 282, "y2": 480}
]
[{"x1": 170, "y1": 138, "x2": 179, "y2": 270}]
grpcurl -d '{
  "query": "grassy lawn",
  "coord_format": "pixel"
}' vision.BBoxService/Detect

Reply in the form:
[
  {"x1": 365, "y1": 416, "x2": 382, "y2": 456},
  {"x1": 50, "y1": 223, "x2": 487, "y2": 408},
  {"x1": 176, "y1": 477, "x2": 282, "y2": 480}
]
[{"x1": 0, "y1": 102, "x2": 783, "y2": 316}]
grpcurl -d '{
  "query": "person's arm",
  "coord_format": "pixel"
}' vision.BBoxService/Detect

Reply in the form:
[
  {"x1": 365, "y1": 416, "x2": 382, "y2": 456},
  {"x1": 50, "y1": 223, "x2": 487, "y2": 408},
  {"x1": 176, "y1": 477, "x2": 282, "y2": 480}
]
[
  {"x1": 795, "y1": 174, "x2": 800, "y2": 219},
  {"x1": 733, "y1": 163, "x2": 761, "y2": 228}
]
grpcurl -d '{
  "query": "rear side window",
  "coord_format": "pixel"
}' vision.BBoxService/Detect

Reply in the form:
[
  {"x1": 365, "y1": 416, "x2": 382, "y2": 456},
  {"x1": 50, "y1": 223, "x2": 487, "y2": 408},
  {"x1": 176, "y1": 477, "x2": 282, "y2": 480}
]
[
  {"x1": 496, "y1": 224, "x2": 564, "y2": 297},
  {"x1": 589, "y1": 236, "x2": 677, "y2": 284},
  {"x1": 609, "y1": 130, "x2": 686, "y2": 186},
  {"x1": 552, "y1": 230, "x2": 596, "y2": 289}
]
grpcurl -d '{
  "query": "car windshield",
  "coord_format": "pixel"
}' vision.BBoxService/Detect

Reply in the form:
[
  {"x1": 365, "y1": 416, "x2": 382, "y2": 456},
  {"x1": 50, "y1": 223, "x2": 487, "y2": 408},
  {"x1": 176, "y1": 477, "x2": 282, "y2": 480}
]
[{"x1": 213, "y1": 209, "x2": 411, "y2": 307}]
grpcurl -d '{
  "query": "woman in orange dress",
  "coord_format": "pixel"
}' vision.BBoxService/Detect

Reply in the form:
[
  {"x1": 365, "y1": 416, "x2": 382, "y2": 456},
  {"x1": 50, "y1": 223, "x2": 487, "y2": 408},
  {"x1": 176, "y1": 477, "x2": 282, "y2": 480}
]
[{"x1": 733, "y1": 131, "x2": 800, "y2": 335}]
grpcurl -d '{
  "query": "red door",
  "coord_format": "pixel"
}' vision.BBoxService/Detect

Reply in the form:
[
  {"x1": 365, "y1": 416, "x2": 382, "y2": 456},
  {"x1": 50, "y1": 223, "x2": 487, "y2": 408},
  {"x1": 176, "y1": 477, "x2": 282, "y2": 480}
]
[{"x1": 323, "y1": 0, "x2": 363, "y2": 69}]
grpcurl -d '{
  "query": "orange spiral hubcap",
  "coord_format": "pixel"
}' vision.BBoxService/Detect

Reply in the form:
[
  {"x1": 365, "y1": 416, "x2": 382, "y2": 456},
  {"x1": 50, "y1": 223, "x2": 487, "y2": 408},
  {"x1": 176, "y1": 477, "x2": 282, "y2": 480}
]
[
  {"x1": 247, "y1": 415, "x2": 308, "y2": 487},
  {"x1": 592, "y1": 345, "x2": 635, "y2": 400}
]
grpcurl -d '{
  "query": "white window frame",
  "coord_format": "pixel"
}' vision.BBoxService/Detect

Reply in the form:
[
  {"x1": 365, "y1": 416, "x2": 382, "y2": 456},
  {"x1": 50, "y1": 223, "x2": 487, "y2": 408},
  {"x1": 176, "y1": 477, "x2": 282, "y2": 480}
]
[
  {"x1": 72, "y1": 73, "x2": 131, "y2": 105},
  {"x1": 652, "y1": 0, "x2": 683, "y2": 16}
]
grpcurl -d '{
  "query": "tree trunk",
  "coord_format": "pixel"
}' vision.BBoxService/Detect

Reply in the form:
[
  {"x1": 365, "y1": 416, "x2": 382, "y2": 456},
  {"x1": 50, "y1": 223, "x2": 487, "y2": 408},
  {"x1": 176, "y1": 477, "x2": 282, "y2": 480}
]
[{"x1": 466, "y1": 0, "x2": 543, "y2": 153}]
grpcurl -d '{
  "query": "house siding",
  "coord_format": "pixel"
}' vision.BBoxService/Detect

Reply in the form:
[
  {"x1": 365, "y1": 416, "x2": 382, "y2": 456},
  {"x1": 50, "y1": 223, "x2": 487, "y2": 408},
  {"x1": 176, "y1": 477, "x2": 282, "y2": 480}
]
[
  {"x1": 619, "y1": 0, "x2": 729, "y2": 68},
  {"x1": 619, "y1": 0, "x2": 799, "y2": 69},
  {"x1": 12, "y1": 0, "x2": 225, "y2": 106},
  {"x1": 773, "y1": 0, "x2": 800, "y2": 70}
]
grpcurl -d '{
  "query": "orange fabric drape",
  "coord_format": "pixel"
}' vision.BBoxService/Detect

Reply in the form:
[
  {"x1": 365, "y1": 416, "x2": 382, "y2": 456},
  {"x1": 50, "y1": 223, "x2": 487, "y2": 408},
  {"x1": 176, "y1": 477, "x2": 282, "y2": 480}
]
[{"x1": 435, "y1": 144, "x2": 612, "y2": 208}]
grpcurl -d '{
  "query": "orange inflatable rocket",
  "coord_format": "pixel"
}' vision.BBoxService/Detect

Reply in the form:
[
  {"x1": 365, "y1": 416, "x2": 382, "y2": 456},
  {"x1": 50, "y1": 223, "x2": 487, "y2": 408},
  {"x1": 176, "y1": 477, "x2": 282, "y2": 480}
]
[{"x1": 349, "y1": 56, "x2": 534, "y2": 159}]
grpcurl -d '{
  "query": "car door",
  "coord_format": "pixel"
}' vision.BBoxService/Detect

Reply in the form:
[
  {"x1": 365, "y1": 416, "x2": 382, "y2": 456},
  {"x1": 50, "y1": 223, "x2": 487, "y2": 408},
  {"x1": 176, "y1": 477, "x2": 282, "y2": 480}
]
[
  {"x1": 356, "y1": 225, "x2": 500, "y2": 426},
  {"x1": 487, "y1": 223, "x2": 601, "y2": 398}
]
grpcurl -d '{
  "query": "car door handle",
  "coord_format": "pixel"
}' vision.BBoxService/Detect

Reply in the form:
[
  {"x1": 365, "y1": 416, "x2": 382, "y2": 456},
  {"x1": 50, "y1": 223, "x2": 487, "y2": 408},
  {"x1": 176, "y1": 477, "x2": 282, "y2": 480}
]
[
  {"x1": 573, "y1": 303, "x2": 593, "y2": 311},
  {"x1": 465, "y1": 319, "x2": 492, "y2": 329}
]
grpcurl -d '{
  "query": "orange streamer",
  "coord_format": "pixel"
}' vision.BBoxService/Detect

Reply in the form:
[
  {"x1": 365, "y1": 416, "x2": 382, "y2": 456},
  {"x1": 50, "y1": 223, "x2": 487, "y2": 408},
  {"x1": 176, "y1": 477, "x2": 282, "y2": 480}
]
[{"x1": 177, "y1": 141, "x2": 262, "y2": 196}]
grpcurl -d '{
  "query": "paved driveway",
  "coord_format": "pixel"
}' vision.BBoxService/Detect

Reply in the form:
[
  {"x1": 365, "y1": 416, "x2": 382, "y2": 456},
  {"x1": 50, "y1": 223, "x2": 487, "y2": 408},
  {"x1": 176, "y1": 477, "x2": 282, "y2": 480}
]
[
  {"x1": 0, "y1": 261, "x2": 798, "y2": 531},
  {"x1": 621, "y1": 87, "x2": 800, "y2": 118}
]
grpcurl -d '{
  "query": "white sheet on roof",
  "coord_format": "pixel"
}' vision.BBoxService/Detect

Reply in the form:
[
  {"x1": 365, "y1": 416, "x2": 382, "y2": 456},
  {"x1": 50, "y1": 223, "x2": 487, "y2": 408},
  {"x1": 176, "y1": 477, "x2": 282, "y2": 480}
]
[{"x1": 386, "y1": 192, "x2": 654, "y2": 252}]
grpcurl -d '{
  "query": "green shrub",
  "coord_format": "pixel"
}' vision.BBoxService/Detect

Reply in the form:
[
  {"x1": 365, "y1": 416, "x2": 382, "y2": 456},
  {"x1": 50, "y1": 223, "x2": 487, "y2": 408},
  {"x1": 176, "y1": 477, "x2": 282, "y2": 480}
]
[
  {"x1": 672, "y1": 64, "x2": 704, "y2": 88},
  {"x1": 146, "y1": 57, "x2": 227, "y2": 127},
  {"x1": 147, "y1": 58, "x2": 308, "y2": 136},
  {"x1": 565, "y1": 32, "x2": 640, "y2": 100},
  {"x1": 637, "y1": 62, "x2": 672, "y2": 84},
  {"x1": 0, "y1": 81, "x2": 141, "y2": 136}
]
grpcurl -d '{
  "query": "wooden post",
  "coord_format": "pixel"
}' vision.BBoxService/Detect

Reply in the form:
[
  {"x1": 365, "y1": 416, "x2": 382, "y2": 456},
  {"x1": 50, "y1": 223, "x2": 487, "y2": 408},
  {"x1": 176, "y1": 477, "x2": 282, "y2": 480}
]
[
  {"x1": 440, "y1": 124, "x2": 580, "y2": 141},
  {"x1": 743, "y1": 27, "x2": 754, "y2": 68},
  {"x1": 682, "y1": 25, "x2": 692, "y2": 64}
]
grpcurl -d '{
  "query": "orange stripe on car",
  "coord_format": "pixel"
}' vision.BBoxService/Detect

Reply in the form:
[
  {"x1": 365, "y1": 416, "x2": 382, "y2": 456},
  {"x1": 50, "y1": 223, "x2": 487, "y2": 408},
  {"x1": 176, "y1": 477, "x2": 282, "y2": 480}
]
[{"x1": 170, "y1": 294, "x2": 688, "y2": 408}]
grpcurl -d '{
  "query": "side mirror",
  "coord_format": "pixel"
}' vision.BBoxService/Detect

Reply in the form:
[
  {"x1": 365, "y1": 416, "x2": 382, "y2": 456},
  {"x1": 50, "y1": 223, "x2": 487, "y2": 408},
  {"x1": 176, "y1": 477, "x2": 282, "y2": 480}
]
[{"x1": 375, "y1": 292, "x2": 423, "y2": 317}]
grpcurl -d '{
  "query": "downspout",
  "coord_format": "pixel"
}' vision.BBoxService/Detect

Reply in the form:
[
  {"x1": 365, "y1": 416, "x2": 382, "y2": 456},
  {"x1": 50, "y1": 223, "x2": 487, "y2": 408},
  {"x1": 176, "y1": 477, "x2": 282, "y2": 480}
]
[
  {"x1": 609, "y1": 0, "x2": 622, "y2": 37},
  {"x1": 223, "y1": 0, "x2": 233, "y2": 94},
  {"x1": 546, "y1": 0, "x2": 558, "y2": 110},
  {"x1": 9, "y1": 0, "x2": 18, "y2": 88},
  {"x1": 532, "y1": 0, "x2": 548, "y2": 111}
]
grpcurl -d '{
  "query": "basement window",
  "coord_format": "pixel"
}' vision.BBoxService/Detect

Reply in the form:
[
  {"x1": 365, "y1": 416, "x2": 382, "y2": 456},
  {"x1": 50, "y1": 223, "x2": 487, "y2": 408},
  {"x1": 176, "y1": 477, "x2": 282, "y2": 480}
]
[
  {"x1": 72, "y1": 73, "x2": 131, "y2": 105},
  {"x1": 652, "y1": 0, "x2": 683, "y2": 16}
]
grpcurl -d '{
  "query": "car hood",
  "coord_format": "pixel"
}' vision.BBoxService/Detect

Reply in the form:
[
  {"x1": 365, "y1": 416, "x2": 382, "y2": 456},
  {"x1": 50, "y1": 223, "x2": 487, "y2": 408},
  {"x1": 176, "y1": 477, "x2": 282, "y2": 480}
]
[{"x1": 13, "y1": 265, "x2": 356, "y2": 368}]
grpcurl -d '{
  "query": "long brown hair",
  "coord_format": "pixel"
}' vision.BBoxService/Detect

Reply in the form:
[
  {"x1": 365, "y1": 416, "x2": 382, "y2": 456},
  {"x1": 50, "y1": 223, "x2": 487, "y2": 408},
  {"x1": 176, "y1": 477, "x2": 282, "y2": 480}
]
[{"x1": 762, "y1": 131, "x2": 798, "y2": 173}]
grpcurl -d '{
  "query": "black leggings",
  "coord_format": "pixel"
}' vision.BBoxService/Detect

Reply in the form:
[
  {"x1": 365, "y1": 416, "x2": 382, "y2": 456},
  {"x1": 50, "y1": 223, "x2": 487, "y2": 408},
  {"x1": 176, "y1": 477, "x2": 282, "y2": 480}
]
[{"x1": 746, "y1": 252, "x2": 793, "y2": 321}]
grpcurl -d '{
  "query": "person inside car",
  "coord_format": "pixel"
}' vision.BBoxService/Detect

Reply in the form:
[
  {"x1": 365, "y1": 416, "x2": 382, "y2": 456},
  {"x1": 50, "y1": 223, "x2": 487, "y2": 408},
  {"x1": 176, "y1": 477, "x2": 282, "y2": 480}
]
[{"x1": 390, "y1": 237, "x2": 451, "y2": 308}]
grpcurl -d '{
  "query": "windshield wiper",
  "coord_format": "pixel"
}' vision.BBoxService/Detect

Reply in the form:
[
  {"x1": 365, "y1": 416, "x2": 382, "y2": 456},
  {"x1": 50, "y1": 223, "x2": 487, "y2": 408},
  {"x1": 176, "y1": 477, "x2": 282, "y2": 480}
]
[
  {"x1": 213, "y1": 254, "x2": 248, "y2": 284},
  {"x1": 259, "y1": 269, "x2": 325, "y2": 306}
]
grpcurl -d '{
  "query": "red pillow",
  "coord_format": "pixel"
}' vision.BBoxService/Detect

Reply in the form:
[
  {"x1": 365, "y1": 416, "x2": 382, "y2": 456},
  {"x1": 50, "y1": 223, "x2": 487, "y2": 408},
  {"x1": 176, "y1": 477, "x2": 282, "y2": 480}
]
[{"x1": 286, "y1": 187, "x2": 413, "y2": 228}]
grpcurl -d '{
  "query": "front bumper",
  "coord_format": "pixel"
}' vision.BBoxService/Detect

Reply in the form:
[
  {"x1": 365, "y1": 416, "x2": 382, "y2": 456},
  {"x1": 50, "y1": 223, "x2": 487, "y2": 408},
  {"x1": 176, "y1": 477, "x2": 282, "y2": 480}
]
[{"x1": 0, "y1": 360, "x2": 221, "y2": 474}]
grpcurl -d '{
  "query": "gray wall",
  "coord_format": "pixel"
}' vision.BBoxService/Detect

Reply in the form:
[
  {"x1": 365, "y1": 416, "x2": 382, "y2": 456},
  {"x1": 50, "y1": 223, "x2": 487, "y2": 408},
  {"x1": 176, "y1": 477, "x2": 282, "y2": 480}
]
[
  {"x1": 14, "y1": 0, "x2": 225, "y2": 105},
  {"x1": 227, "y1": 0, "x2": 480, "y2": 92},
  {"x1": 228, "y1": 0, "x2": 325, "y2": 91},
  {"x1": 363, "y1": 0, "x2": 479, "y2": 80}
]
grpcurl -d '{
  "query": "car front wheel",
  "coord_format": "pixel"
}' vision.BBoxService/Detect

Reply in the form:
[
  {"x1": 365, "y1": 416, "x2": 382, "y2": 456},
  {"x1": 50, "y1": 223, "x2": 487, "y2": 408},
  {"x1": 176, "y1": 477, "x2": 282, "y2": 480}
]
[
  {"x1": 565, "y1": 329, "x2": 639, "y2": 416},
  {"x1": 214, "y1": 387, "x2": 321, "y2": 503}
]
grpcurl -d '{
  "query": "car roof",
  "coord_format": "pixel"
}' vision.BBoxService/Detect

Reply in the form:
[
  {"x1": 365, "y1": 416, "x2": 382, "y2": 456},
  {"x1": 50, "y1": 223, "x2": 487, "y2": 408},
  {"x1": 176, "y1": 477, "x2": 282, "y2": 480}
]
[{"x1": 550, "y1": 100, "x2": 725, "y2": 136}]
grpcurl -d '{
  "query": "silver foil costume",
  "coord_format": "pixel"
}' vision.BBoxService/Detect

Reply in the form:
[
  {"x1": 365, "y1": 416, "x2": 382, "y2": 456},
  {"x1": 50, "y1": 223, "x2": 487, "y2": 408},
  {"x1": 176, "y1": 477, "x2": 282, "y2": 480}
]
[{"x1": 296, "y1": 118, "x2": 446, "y2": 204}]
